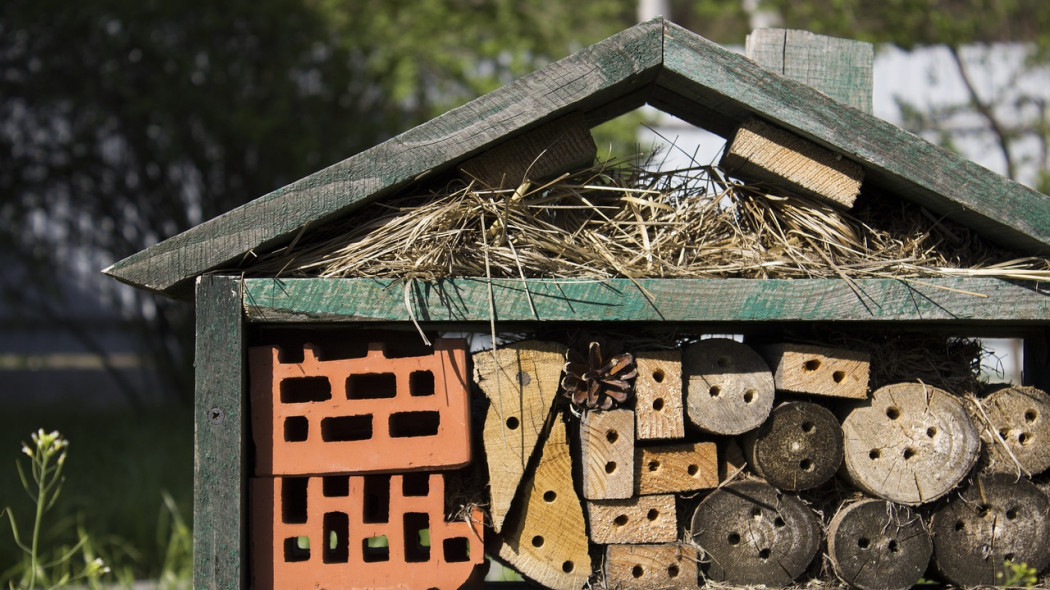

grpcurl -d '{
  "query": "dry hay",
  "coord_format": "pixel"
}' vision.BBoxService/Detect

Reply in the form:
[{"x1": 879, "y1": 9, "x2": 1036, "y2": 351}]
[{"x1": 247, "y1": 157, "x2": 1050, "y2": 284}]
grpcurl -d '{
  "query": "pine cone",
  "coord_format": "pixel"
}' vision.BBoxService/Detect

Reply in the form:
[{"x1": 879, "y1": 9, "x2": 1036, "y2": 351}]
[{"x1": 562, "y1": 341, "x2": 637, "y2": 410}]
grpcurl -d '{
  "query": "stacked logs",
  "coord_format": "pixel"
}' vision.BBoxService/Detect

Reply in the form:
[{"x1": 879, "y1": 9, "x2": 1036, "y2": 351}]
[{"x1": 472, "y1": 338, "x2": 1050, "y2": 590}]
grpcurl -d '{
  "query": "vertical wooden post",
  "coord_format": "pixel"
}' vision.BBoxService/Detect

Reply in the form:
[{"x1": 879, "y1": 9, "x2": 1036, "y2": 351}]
[{"x1": 194, "y1": 275, "x2": 246, "y2": 590}]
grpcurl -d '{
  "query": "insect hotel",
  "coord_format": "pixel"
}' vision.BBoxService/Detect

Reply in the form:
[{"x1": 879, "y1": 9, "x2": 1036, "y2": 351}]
[{"x1": 106, "y1": 19, "x2": 1050, "y2": 590}]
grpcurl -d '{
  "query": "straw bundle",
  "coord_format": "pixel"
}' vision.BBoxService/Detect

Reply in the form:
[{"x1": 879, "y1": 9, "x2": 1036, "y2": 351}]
[{"x1": 248, "y1": 158, "x2": 1050, "y2": 283}]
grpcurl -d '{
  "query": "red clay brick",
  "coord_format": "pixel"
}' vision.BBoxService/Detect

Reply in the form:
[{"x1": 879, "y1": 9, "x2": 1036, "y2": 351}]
[
  {"x1": 251, "y1": 472, "x2": 484, "y2": 590},
  {"x1": 250, "y1": 339, "x2": 471, "y2": 475}
]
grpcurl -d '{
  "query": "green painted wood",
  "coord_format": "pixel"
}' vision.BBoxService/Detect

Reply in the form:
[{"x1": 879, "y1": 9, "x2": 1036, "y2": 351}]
[
  {"x1": 745, "y1": 29, "x2": 873, "y2": 114},
  {"x1": 103, "y1": 20, "x2": 664, "y2": 298},
  {"x1": 194, "y1": 276, "x2": 246, "y2": 590},
  {"x1": 655, "y1": 20, "x2": 1050, "y2": 257},
  {"x1": 242, "y1": 277, "x2": 1050, "y2": 324}
]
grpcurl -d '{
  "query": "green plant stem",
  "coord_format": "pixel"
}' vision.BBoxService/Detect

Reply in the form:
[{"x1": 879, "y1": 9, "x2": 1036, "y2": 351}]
[{"x1": 28, "y1": 453, "x2": 48, "y2": 590}]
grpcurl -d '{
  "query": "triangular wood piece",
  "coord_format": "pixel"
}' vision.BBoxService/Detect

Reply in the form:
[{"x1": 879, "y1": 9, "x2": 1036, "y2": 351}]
[{"x1": 473, "y1": 340, "x2": 566, "y2": 533}]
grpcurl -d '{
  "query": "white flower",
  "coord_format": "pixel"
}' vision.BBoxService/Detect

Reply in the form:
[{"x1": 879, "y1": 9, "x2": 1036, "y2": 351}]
[{"x1": 21, "y1": 444, "x2": 33, "y2": 458}]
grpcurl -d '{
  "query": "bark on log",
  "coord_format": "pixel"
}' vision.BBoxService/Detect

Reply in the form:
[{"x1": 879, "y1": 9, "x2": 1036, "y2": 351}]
[
  {"x1": 683, "y1": 338, "x2": 775, "y2": 435},
  {"x1": 930, "y1": 474, "x2": 1050, "y2": 588},
  {"x1": 841, "y1": 382, "x2": 980, "y2": 505},
  {"x1": 969, "y1": 385, "x2": 1050, "y2": 476},
  {"x1": 827, "y1": 499, "x2": 931, "y2": 590},
  {"x1": 690, "y1": 480, "x2": 820, "y2": 586},
  {"x1": 743, "y1": 401, "x2": 843, "y2": 491}
]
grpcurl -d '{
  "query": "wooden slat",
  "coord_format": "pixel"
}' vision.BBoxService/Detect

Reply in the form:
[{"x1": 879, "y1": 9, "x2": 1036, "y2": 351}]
[
  {"x1": 657, "y1": 20, "x2": 1050, "y2": 256},
  {"x1": 242, "y1": 277, "x2": 1050, "y2": 324},
  {"x1": 103, "y1": 20, "x2": 664, "y2": 298},
  {"x1": 194, "y1": 275, "x2": 246, "y2": 590}
]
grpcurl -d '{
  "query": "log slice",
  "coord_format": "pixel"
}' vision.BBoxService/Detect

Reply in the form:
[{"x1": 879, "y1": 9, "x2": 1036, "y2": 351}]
[
  {"x1": 683, "y1": 339, "x2": 775, "y2": 435},
  {"x1": 827, "y1": 499, "x2": 932, "y2": 590},
  {"x1": 930, "y1": 474, "x2": 1050, "y2": 588},
  {"x1": 971, "y1": 385, "x2": 1050, "y2": 476},
  {"x1": 842, "y1": 382, "x2": 980, "y2": 505},
  {"x1": 743, "y1": 401, "x2": 843, "y2": 491},
  {"x1": 690, "y1": 480, "x2": 820, "y2": 586}
]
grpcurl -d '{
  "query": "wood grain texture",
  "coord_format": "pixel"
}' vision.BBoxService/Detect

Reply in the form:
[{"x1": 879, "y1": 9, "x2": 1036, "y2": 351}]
[
  {"x1": 635, "y1": 442, "x2": 718, "y2": 495},
  {"x1": 604, "y1": 544, "x2": 699, "y2": 590},
  {"x1": 969, "y1": 385, "x2": 1050, "y2": 476},
  {"x1": 827, "y1": 500, "x2": 931, "y2": 590},
  {"x1": 103, "y1": 21, "x2": 663, "y2": 297},
  {"x1": 721, "y1": 118, "x2": 864, "y2": 208},
  {"x1": 193, "y1": 276, "x2": 245, "y2": 590},
  {"x1": 633, "y1": 350, "x2": 685, "y2": 440},
  {"x1": 586, "y1": 495, "x2": 677, "y2": 544},
  {"x1": 759, "y1": 342, "x2": 870, "y2": 399},
  {"x1": 497, "y1": 414, "x2": 591, "y2": 590},
  {"x1": 472, "y1": 341, "x2": 566, "y2": 533},
  {"x1": 683, "y1": 338, "x2": 775, "y2": 435},
  {"x1": 580, "y1": 409, "x2": 635, "y2": 500},
  {"x1": 745, "y1": 28, "x2": 873, "y2": 113},
  {"x1": 242, "y1": 277, "x2": 1050, "y2": 324},
  {"x1": 742, "y1": 401, "x2": 843, "y2": 491},
  {"x1": 658, "y1": 20, "x2": 1050, "y2": 256}
]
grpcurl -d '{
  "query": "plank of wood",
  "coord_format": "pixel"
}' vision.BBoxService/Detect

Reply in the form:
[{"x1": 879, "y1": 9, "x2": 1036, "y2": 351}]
[
  {"x1": 827, "y1": 499, "x2": 931, "y2": 590},
  {"x1": 841, "y1": 382, "x2": 980, "y2": 505},
  {"x1": 586, "y1": 495, "x2": 677, "y2": 545},
  {"x1": 742, "y1": 401, "x2": 843, "y2": 491},
  {"x1": 682, "y1": 338, "x2": 775, "y2": 435},
  {"x1": 759, "y1": 342, "x2": 870, "y2": 399},
  {"x1": 498, "y1": 414, "x2": 591, "y2": 590},
  {"x1": 242, "y1": 277, "x2": 1050, "y2": 325},
  {"x1": 657, "y1": 20, "x2": 1050, "y2": 256},
  {"x1": 473, "y1": 340, "x2": 566, "y2": 533},
  {"x1": 634, "y1": 350, "x2": 685, "y2": 440},
  {"x1": 580, "y1": 409, "x2": 635, "y2": 500},
  {"x1": 103, "y1": 20, "x2": 664, "y2": 298},
  {"x1": 458, "y1": 111, "x2": 596, "y2": 188},
  {"x1": 193, "y1": 275, "x2": 245, "y2": 590},
  {"x1": 745, "y1": 28, "x2": 873, "y2": 113},
  {"x1": 635, "y1": 442, "x2": 718, "y2": 495},
  {"x1": 721, "y1": 117, "x2": 864, "y2": 208},
  {"x1": 604, "y1": 544, "x2": 699, "y2": 590}
]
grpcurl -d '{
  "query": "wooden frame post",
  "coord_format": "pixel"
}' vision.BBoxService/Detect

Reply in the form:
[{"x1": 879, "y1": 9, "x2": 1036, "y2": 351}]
[{"x1": 194, "y1": 275, "x2": 246, "y2": 590}]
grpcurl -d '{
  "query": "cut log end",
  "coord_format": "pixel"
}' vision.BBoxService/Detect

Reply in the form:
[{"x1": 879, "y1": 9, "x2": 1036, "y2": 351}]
[
  {"x1": 683, "y1": 338, "x2": 775, "y2": 435},
  {"x1": 971, "y1": 385, "x2": 1050, "y2": 476},
  {"x1": 827, "y1": 499, "x2": 931, "y2": 590},
  {"x1": 744, "y1": 401, "x2": 843, "y2": 491}
]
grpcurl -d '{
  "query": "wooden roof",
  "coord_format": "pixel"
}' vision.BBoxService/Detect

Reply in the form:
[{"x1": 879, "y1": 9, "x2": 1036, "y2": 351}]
[{"x1": 105, "y1": 18, "x2": 1050, "y2": 299}]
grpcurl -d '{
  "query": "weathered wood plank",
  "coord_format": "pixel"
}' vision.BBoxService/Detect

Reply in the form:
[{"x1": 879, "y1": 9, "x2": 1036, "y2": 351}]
[
  {"x1": 242, "y1": 277, "x2": 1050, "y2": 325},
  {"x1": 194, "y1": 275, "x2": 245, "y2": 590},
  {"x1": 745, "y1": 28, "x2": 873, "y2": 113},
  {"x1": 103, "y1": 21, "x2": 664, "y2": 298},
  {"x1": 657, "y1": 21, "x2": 1050, "y2": 256}
]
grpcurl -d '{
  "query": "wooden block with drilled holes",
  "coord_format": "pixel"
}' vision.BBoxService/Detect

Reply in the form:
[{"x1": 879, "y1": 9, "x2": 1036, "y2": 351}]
[
  {"x1": 605, "y1": 543, "x2": 700, "y2": 590},
  {"x1": 580, "y1": 409, "x2": 635, "y2": 500},
  {"x1": 760, "y1": 343, "x2": 870, "y2": 399},
  {"x1": 634, "y1": 350, "x2": 685, "y2": 440},
  {"x1": 721, "y1": 118, "x2": 864, "y2": 209},
  {"x1": 587, "y1": 494, "x2": 677, "y2": 544},
  {"x1": 473, "y1": 341, "x2": 566, "y2": 533},
  {"x1": 635, "y1": 442, "x2": 718, "y2": 495}
]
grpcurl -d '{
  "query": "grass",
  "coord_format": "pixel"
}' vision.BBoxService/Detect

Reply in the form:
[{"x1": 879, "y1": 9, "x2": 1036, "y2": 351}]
[{"x1": 0, "y1": 402, "x2": 193, "y2": 585}]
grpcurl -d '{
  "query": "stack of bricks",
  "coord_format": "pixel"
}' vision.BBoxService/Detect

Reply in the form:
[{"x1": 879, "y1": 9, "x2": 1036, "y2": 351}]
[{"x1": 249, "y1": 339, "x2": 483, "y2": 590}]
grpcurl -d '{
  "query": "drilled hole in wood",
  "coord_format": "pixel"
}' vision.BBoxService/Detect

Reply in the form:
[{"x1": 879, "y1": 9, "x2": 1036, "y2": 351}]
[
  {"x1": 605, "y1": 461, "x2": 617, "y2": 474},
  {"x1": 887, "y1": 539, "x2": 900, "y2": 553},
  {"x1": 652, "y1": 369, "x2": 665, "y2": 383},
  {"x1": 1026, "y1": 409, "x2": 1038, "y2": 423},
  {"x1": 833, "y1": 370, "x2": 846, "y2": 383},
  {"x1": 743, "y1": 389, "x2": 756, "y2": 404},
  {"x1": 955, "y1": 520, "x2": 965, "y2": 531},
  {"x1": 758, "y1": 548, "x2": 771, "y2": 560},
  {"x1": 506, "y1": 416, "x2": 520, "y2": 430},
  {"x1": 614, "y1": 514, "x2": 629, "y2": 526},
  {"x1": 652, "y1": 397, "x2": 665, "y2": 411},
  {"x1": 774, "y1": 517, "x2": 786, "y2": 528},
  {"x1": 857, "y1": 537, "x2": 871, "y2": 549},
  {"x1": 632, "y1": 565, "x2": 644, "y2": 578},
  {"x1": 926, "y1": 426, "x2": 938, "y2": 438},
  {"x1": 688, "y1": 464, "x2": 699, "y2": 476},
  {"x1": 717, "y1": 356, "x2": 731, "y2": 368},
  {"x1": 1000, "y1": 428, "x2": 1011, "y2": 440},
  {"x1": 801, "y1": 421, "x2": 815, "y2": 434},
  {"x1": 804, "y1": 359, "x2": 821, "y2": 372},
  {"x1": 750, "y1": 507, "x2": 762, "y2": 519},
  {"x1": 1019, "y1": 432, "x2": 1033, "y2": 445},
  {"x1": 1006, "y1": 507, "x2": 1018, "y2": 520},
  {"x1": 543, "y1": 490, "x2": 557, "y2": 503},
  {"x1": 531, "y1": 535, "x2": 544, "y2": 548},
  {"x1": 869, "y1": 449, "x2": 881, "y2": 460},
  {"x1": 648, "y1": 460, "x2": 661, "y2": 472},
  {"x1": 902, "y1": 447, "x2": 917, "y2": 460},
  {"x1": 562, "y1": 561, "x2": 574, "y2": 573},
  {"x1": 727, "y1": 532, "x2": 741, "y2": 545},
  {"x1": 799, "y1": 458, "x2": 814, "y2": 472},
  {"x1": 606, "y1": 429, "x2": 619, "y2": 444},
  {"x1": 647, "y1": 508, "x2": 659, "y2": 520},
  {"x1": 886, "y1": 407, "x2": 901, "y2": 420},
  {"x1": 709, "y1": 385, "x2": 722, "y2": 398},
  {"x1": 1006, "y1": 553, "x2": 1016, "y2": 562},
  {"x1": 668, "y1": 565, "x2": 680, "y2": 578}
]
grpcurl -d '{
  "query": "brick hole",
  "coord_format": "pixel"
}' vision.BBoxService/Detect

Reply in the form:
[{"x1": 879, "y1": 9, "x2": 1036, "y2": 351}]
[
  {"x1": 389, "y1": 411, "x2": 440, "y2": 438},
  {"x1": 832, "y1": 370, "x2": 846, "y2": 383},
  {"x1": 284, "y1": 416, "x2": 309, "y2": 442},
  {"x1": 283, "y1": 536, "x2": 310, "y2": 562},
  {"x1": 652, "y1": 368, "x2": 665, "y2": 383},
  {"x1": 652, "y1": 397, "x2": 665, "y2": 411},
  {"x1": 632, "y1": 565, "x2": 644, "y2": 578},
  {"x1": 543, "y1": 490, "x2": 557, "y2": 503},
  {"x1": 606, "y1": 429, "x2": 619, "y2": 444},
  {"x1": 322, "y1": 475, "x2": 349, "y2": 497},
  {"x1": 403, "y1": 513, "x2": 431, "y2": 562},
  {"x1": 346, "y1": 373, "x2": 397, "y2": 400},
  {"x1": 668, "y1": 564, "x2": 680, "y2": 578},
  {"x1": 322, "y1": 512, "x2": 349, "y2": 563},
  {"x1": 280, "y1": 376, "x2": 331, "y2": 403},
  {"x1": 614, "y1": 514, "x2": 629, "y2": 527},
  {"x1": 562, "y1": 561, "x2": 574, "y2": 573},
  {"x1": 506, "y1": 416, "x2": 520, "y2": 430},
  {"x1": 804, "y1": 359, "x2": 820, "y2": 372},
  {"x1": 363, "y1": 475, "x2": 390, "y2": 523},
  {"x1": 321, "y1": 415, "x2": 373, "y2": 442},
  {"x1": 402, "y1": 473, "x2": 430, "y2": 497},
  {"x1": 409, "y1": 370, "x2": 435, "y2": 397},
  {"x1": 276, "y1": 345, "x2": 305, "y2": 363},
  {"x1": 443, "y1": 537, "x2": 471, "y2": 563},
  {"x1": 362, "y1": 536, "x2": 389, "y2": 562},
  {"x1": 281, "y1": 477, "x2": 308, "y2": 524}
]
